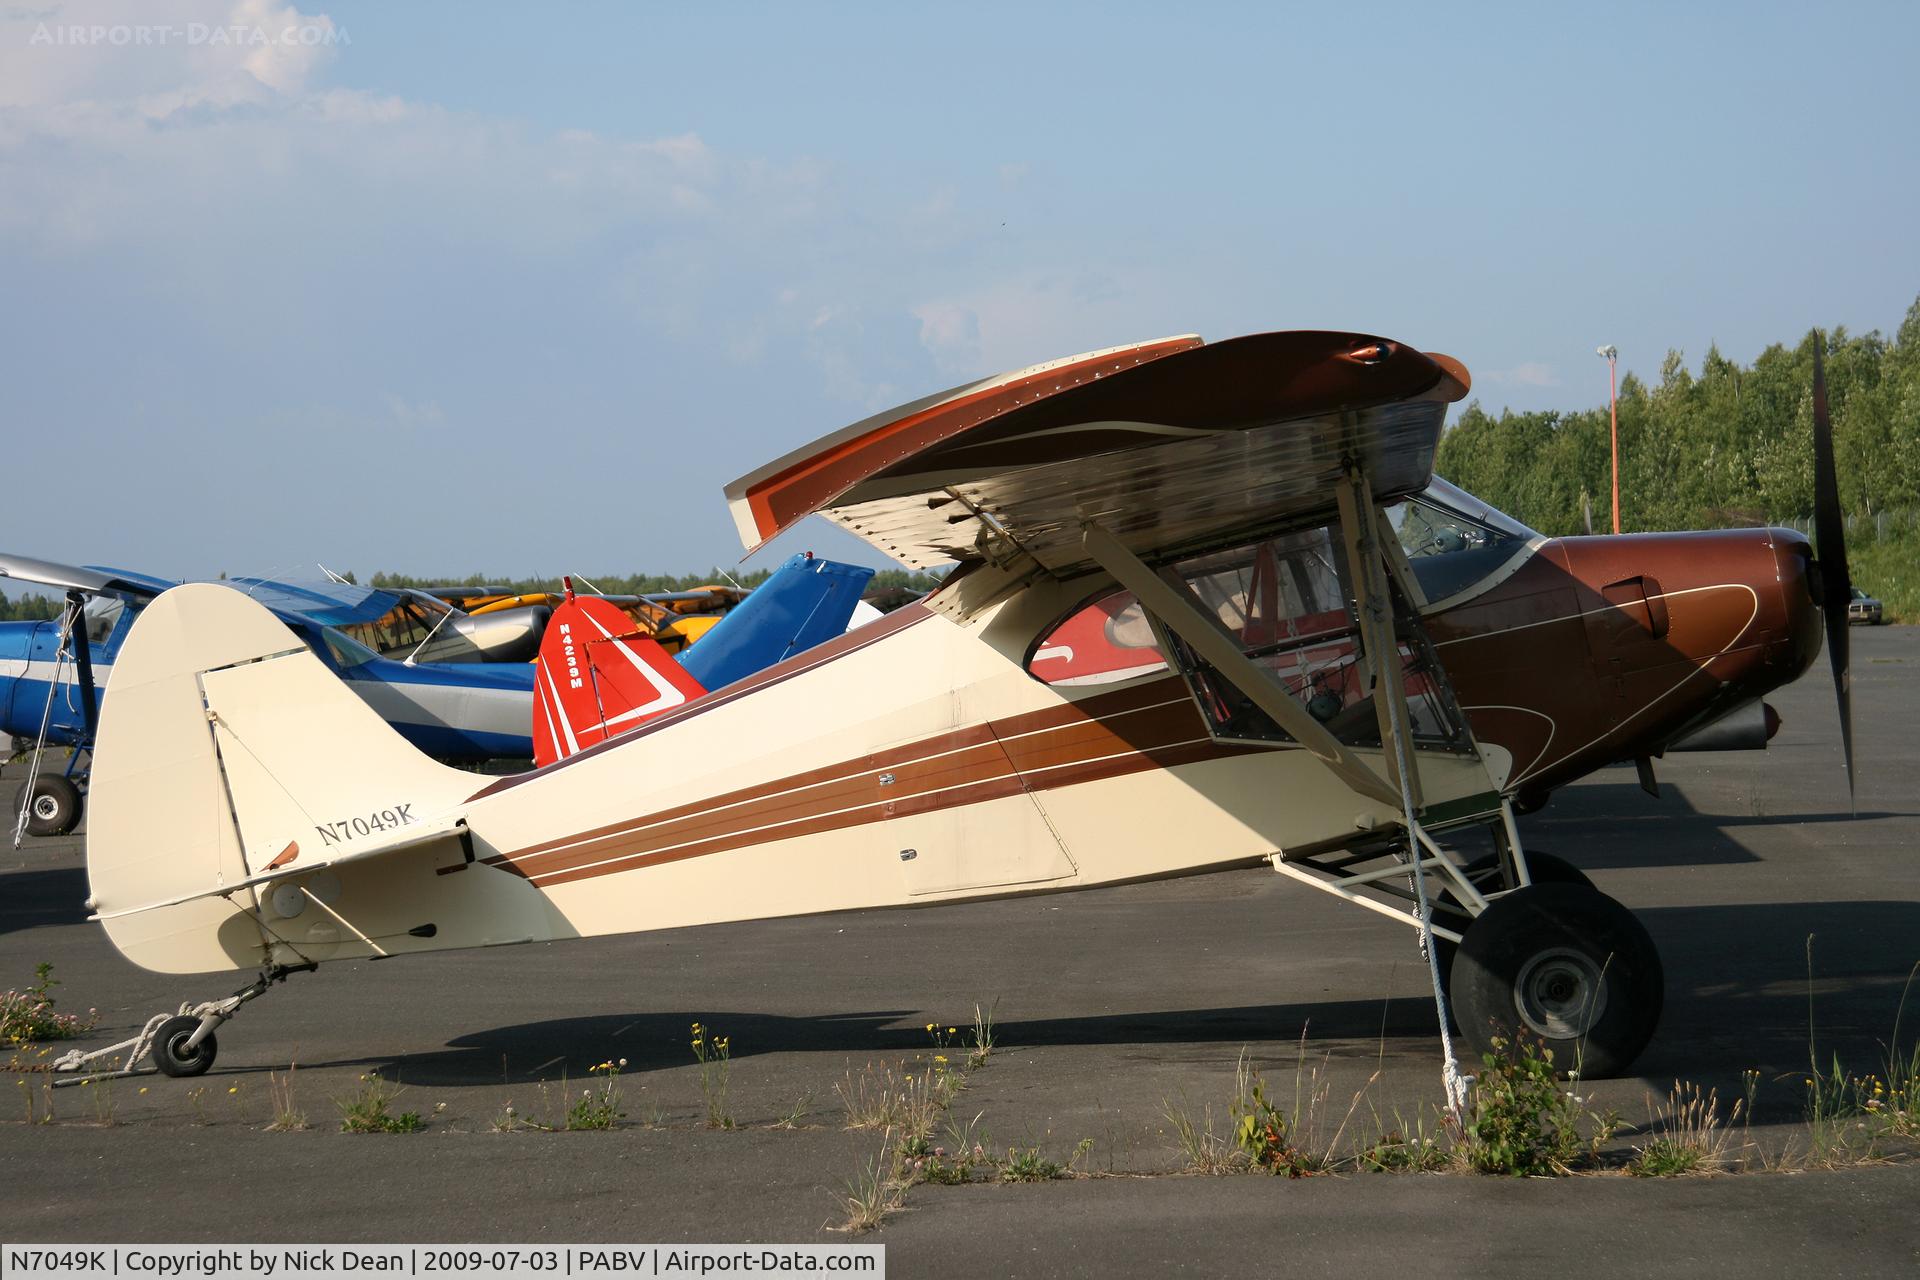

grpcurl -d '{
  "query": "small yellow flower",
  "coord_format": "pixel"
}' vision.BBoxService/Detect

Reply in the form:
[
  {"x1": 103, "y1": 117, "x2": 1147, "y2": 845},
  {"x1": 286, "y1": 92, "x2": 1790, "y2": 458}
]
[
  {"x1": 935, "y1": 1055, "x2": 948, "y2": 1064},
  {"x1": 947, "y1": 1028, "x2": 957, "y2": 1035},
  {"x1": 228, "y1": 1087, "x2": 238, "y2": 1094},
  {"x1": 139, "y1": 1087, "x2": 148, "y2": 1095},
  {"x1": 925, "y1": 1023, "x2": 935, "y2": 1032}
]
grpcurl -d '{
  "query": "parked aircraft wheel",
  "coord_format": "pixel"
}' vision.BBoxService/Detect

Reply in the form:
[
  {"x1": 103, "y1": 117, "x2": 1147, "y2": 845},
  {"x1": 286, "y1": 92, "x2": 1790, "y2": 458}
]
[
  {"x1": 1428, "y1": 850, "x2": 1592, "y2": 976},
  {"x1": 151, "y1": 1015, "x2": 218, "y2": 1078},
  {"x1": 25, "y1": 775, "x2": 82, "y2": 837},
  {"x1": 1450, "y1": 883, "x2": 1663, "y2": 1078}
]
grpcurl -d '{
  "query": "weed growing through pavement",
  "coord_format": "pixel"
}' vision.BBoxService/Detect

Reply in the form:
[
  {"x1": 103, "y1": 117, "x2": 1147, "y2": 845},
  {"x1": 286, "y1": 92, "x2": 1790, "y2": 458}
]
[
  {"x1": 1353, "y1": 1104, "x2": 1453, "y2": 1172},
  {"x1": 834, "y1": 1132, "x2": 907, "y2": 1234},
  {"x1": 1876, "y1": 961, "x2": 1920, "y2": 1138},
  {"x1": 185, "y1": 1086, "x2": 208, "y2": 1125},
  {"x1": 266, "y1": 1065, "x2": 308, "y2": 1132},
  {"x1": 79, "y1": 1074, "x2": 116, "y2": 1126},
  {"x1": 1231, "y1": 1045, "x2": 1368, "y2": 1177},
  {"x1": 773, "y1": 1090, "x2": 814, "y2": 1129},
  {"x1": 335, "y1": 1071, "x2": 424, "y2": 1134},
  {"x1": 0, "y1": 963, "x2": 96, "y2": 1047},
  {"x1": 566, "y1": 1059, "x2": 627, "y2": 1130},
  {"x1": 691, "y1": 1023, "x2": 734, "y2": 1129},
  {"x1": 837, "y1": 1061, "x2": 943, "y2": 1135},
  {"x1": 967, "y1": 1001, "x2": 997, "y2": 1070},
  {"x1": 1463, "y1": 1036, "x2": 1616, "y2": 1176},
  {"x1": 1629, "y1": 1080, "x2": 1741, "y2": 1177},
  {"x1": 998, "y1": 1139, "x2": 1093, "y2": 1183},
  {"x1": 1160, "y1": 1092, "x2": 1244, "y2": 1175}
]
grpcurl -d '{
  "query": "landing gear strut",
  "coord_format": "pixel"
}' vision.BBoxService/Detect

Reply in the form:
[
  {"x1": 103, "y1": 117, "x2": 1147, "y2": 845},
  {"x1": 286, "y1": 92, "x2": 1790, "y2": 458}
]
[{"x1": 52, "y1": 962, "x2": 315, "y2": 1086}]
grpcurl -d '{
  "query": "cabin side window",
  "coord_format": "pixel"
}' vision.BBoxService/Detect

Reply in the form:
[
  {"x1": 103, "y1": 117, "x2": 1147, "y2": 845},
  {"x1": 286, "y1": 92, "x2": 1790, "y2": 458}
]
[
  {"x1": 1156, "y1": 526, "x2": 1473, "y2": 753},
  {"x1": 1028, "y1": 590, "x2": 1168, "y2": 687}
]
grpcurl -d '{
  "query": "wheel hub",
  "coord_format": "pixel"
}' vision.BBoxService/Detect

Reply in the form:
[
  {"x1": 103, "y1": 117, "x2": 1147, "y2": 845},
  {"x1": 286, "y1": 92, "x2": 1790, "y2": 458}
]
[
  {"x1": 1513, "y1": 947, "x2": 1607, "y2": 1040},
  {"x1": 32, "y1": 794, "x2": 60, "y2": 820}
]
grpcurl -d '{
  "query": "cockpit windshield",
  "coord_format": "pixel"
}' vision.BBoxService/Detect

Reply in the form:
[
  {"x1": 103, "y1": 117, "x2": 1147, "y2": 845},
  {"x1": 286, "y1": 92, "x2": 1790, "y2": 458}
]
[
  {"x1": 338, "y1": 591, "x2": 486, "y2": 663},
  {"x1": 81, "y1": 595, "x2": 130, "y2": 646},
  {"x1": 1386, "y1": 477, "x2": 1540, "y2": 605}
]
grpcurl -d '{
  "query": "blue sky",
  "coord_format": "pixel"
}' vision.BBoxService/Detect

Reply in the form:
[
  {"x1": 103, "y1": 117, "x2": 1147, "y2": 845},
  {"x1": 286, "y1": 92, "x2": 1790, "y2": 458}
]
[{"x1": 3, "y1": 1, "x2": 1916, "y2": 579}]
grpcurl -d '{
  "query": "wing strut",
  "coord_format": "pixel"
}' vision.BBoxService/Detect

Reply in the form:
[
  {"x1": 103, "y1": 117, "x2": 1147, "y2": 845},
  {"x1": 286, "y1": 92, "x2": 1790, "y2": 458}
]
[{"x1": 1333, "y1": 466, "x2": 1473, "y2": 1118}]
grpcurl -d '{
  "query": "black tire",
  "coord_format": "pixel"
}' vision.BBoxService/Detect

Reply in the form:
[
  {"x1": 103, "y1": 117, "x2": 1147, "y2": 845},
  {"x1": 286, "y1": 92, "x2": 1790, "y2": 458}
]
[
  {"x1": 151, "y1": 1015, "x2": 218, "y2": 1078},
  {"x1": 1428, "y1": 850, "x2": 1594, "y2": 977},
  {"x1": 1450, "y1": 882, "x2": 1663, "y2": 1078},
  {"x1": 25, "y1": 775, "x2": 82, "y2": 837}
]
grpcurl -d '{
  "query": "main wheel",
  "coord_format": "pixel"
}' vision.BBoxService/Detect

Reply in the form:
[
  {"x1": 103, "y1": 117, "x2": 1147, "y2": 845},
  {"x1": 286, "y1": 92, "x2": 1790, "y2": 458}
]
[
  {"x1": 151, "y1": 1015, "x2": 218, "y2": 1078},
  {"x1": 1427, "y1": 850, "x2": 1594, "y2": 978},
  {"x1": 25, "y1": 775, "x2": 83, "y2": 837},
  {"x1": 1450, "y1": 883, "x2": 1663, "y2": 1078}
]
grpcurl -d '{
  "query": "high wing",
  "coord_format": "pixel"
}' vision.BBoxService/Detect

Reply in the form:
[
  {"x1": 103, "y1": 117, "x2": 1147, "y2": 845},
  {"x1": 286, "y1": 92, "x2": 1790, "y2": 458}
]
[
  {"x1": 724, "y1": 330, "x2": 1470, "y2": 576},
  {"x1": 0, "y1": 553, "x2": 406, "y2": 628},
  {"x1": 0, "y1": 554, "x2": 172, "y2": 600},
  {"x1": 223, "y1": 576, "x2": 406, "y2": 627}
]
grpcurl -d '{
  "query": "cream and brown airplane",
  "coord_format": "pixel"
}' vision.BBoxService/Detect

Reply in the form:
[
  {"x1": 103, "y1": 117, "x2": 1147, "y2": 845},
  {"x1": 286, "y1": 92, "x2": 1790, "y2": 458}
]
[{"x1": 64, "y1": 328, "x2": 1851, "y2": 1090}]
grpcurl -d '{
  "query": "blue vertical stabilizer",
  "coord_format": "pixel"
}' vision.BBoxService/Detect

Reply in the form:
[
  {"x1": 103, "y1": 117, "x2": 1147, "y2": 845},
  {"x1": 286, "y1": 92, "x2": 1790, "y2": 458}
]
[{"x1": 676, "y1": 555, "x2": 876, "y2": 692}]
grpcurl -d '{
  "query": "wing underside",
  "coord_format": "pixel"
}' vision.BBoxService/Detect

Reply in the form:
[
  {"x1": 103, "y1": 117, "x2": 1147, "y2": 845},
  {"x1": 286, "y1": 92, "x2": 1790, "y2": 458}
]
[{"x1": 725, "y1": 330, "x2": 1471, "y2": 575}]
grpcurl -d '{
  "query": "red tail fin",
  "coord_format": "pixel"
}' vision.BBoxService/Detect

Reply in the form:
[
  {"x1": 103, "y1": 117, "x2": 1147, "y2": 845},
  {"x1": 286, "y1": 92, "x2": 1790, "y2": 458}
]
[{"x1": 533, "y1": 590, "x2": 707, "y2": 767}]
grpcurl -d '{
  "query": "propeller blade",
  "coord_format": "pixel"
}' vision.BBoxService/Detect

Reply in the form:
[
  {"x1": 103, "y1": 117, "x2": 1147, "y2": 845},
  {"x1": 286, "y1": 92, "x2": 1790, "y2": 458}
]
[{"x1": 1809, "y1": 343, "x2": 1854, "y2": 812}]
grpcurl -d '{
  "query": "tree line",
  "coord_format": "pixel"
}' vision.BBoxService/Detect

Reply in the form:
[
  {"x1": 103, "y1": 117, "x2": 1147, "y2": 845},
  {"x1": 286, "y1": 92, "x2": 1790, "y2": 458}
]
[{"x1": 1434, "y1": 295, "x2": 1920, "y2": 536}]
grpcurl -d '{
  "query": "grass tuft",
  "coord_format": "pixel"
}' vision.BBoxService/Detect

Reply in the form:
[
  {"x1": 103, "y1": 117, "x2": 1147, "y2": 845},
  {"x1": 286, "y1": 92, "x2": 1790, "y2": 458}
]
[{"x1": 335, "y1": 1071, "x2": 423, "y2": 1134}]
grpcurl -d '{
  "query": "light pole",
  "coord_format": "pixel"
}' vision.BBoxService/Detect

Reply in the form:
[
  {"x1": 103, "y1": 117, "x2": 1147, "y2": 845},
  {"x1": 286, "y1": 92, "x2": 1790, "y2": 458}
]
[{"x1": 1596, "y1": 344, "x2": 1620, "y2": 533}]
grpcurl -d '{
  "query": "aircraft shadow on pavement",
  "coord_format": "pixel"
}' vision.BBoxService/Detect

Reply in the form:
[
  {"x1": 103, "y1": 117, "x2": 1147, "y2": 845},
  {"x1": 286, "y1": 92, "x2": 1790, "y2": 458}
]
[
  {"x1": 342, "y1": 900, "x2": 1920, "y2": 1123},
  {"x1": 0, "y1": 865, "x2": 89, "y2": 936},
  {"x1": 1516, "y1": 779, "x2": 1906, "y2": 871}
]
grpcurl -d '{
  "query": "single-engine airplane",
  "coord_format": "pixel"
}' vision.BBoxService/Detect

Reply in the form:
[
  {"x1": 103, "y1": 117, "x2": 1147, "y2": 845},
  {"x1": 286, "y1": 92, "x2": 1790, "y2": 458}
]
[{"x1": 62, "y1": 328, "x2": 1853, "y2": 1093}]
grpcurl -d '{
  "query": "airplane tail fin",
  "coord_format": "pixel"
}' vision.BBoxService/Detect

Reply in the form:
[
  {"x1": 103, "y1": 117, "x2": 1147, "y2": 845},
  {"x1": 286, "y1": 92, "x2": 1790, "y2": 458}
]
[
  {"x1": 532, "y1": 582, "x2": 707, "y2": 768},
  {"x1": 87, "y1": 584, "x2": 482, "y2": 974},
  {"x1": 676, "y1": 554, "x2": 876, "y2": 693}
]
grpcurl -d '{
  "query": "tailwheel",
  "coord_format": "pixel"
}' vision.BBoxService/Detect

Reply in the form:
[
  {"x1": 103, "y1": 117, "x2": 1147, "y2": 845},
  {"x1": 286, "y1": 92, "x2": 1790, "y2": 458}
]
[
  {"x1": 151, "y1": 1015, "x2": 218, "y2": 1078},
  {"x1": 1450, "y1": 883, "x2": 1663, "y2": 1078},
  {"x1": 26, "y1": 775, "x2": 83, "y2": 837}
]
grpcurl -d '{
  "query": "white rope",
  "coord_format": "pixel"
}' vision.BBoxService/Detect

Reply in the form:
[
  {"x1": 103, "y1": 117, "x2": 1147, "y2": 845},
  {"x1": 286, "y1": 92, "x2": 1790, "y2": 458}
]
[{"x1": 51, "y1": 1012, "x2": 171, "y2": 1080}]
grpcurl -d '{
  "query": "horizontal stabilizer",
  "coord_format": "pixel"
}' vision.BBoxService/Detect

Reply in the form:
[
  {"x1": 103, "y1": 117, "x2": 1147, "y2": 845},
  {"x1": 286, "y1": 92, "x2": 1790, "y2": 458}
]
[{"x1": 92, "y1": 816, "x2": 469, "y2": 921}]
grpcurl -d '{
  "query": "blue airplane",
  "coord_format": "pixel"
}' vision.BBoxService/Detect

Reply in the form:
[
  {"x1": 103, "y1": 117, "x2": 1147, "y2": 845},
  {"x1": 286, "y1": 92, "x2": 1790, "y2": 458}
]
[{"x1": 2, "y1": 551, "x2": 874, "y2": 838}]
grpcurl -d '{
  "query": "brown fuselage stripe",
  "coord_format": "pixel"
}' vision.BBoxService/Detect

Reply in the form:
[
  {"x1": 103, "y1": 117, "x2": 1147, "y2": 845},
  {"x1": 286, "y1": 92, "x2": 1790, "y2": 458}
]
[
  {"x1": 484, "y1": 677, "x2": 1239, "y2": 888},
  {"x1": 510, "y1": 735, "x2": 1250, "y2": 891},
  {"x1": 494, "y1": 674, "x2": 1192, "y2": 866}
]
